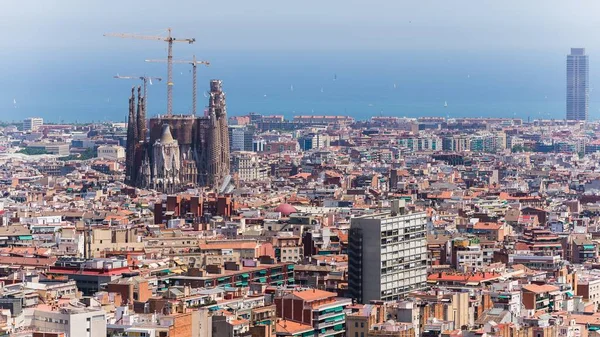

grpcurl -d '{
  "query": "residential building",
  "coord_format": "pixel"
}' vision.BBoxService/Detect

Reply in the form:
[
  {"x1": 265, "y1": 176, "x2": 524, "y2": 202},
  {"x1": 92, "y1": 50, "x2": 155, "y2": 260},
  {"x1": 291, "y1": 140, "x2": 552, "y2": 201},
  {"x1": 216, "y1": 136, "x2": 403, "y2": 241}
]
[
  {"x1": 368, "y1": 321, "x2": 415, "y2": 337},
  {"x1": 32, "y1": 307, "x2": 107, "y2": 337},
  {"x1": 349, "y1": 200, "x2": 428, "y2": 303},
  {"x1": 275, "y1": 289, "x2": 352, "y2": 337},
  {"x1": 232, "y1": 151, "x2": 270, "y2": 182},
  {"x1": 24, "y1": 117, "x2": 44, "y2": 131},
  {"x1": 346, "y1": 304, "x2": 386, "y2": 337},
  {"x1": 571, "y1": 239, "x2": 598, "y2": 264}
]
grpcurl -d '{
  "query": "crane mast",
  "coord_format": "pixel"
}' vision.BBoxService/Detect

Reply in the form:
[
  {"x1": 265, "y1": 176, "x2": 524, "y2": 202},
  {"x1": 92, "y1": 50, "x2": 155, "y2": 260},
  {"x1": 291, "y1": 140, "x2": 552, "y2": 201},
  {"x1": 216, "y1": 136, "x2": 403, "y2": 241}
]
[
  {"x1": 104, "y1": 28, "x2": 195, "y2": 116},
  {"x1": 145, "y1": 55, "x2": 209, "y2": 115}
]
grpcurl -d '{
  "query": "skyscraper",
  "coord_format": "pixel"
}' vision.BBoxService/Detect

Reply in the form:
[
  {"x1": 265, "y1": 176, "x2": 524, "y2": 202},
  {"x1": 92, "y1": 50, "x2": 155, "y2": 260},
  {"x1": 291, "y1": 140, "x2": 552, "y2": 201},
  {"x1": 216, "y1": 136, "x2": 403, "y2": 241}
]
[
  {"x1": 566, "y1": 48, "x2": 589, "y2": 121},
  {"x1": 348, "y1": 200, "x2": 428, "y2": 304}
]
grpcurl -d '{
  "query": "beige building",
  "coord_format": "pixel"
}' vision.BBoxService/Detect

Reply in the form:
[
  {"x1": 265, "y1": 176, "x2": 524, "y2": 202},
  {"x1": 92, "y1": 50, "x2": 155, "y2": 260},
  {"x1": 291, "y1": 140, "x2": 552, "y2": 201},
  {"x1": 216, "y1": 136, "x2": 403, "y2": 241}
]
[
  {"x1": 143, "y1": 232, "x2": 201, "y2": 255},
  {"x1": 271, "y1": 235, "x2": 304, "y2": 263},
  {"x1": 347, "y1": 304, "x2": 386, "y2": 337},
  {"x1": 231, "y1": 151, "x2": 269, "y2": 182},
  {"x1": 97, "y1": 145, "x2": 125, "y2": 161},
  {"x1": 90, "y1": 227, "x2": 143, "y2": 257}
]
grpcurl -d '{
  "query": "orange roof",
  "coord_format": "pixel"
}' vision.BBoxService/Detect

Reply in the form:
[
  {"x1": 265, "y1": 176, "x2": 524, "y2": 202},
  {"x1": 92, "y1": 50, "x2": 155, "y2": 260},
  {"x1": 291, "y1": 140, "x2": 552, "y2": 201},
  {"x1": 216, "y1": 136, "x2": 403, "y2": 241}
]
[
  {"x1": 514, "y1": 242, "x2": 531, "y2": 250},
  {"x1": 276, "y1": 320, "x2": 314, "y2": 335},
  {"x1": 325, "y1": 170, "x2": 343, "y2": 178},
  {"x1": 427, "y1": 191, "x2": 453, "y2": 199},
  {"x1": 473, "y1": 222, "x2": 502, "y2": 230},
  {"x1": 558, "y1": 313, "x2": 600, "y2": 325},
  {"x1": 292, "y1": 289, "x2": 337, "y2": 301},
  {"x1": 522, "y1": 284, "x2": 560, "y2": 294},
  {"x1": 290, "y1": 173, "x2": 311, "y2": 179},
  {"x1": 230, "y1": 319, "x2": 249, "y2": 326},
  {"x1": 427, "y1": 272, "x2": 502, "y2": 284}
]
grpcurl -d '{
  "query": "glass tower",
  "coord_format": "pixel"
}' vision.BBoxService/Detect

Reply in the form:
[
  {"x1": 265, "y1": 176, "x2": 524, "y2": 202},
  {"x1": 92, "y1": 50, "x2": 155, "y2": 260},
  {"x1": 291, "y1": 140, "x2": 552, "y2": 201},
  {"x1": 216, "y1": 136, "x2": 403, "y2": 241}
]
[{"x1": 566, "y1": 48, "x2": 589, "y2": 121}]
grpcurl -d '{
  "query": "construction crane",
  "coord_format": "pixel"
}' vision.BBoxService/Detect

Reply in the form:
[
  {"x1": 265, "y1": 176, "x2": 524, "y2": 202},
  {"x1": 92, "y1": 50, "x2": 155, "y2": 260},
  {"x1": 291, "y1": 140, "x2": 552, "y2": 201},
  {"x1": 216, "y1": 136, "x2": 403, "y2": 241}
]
[
  {"x1": 113, "y1": 75, "x2": 162, "y2": 111},
  {"x1": 146, "y1": 55, "x2": 210, "y2": 115},
  {"x1": 104, "y1": 28, "x2": 195, "y2": 116}
]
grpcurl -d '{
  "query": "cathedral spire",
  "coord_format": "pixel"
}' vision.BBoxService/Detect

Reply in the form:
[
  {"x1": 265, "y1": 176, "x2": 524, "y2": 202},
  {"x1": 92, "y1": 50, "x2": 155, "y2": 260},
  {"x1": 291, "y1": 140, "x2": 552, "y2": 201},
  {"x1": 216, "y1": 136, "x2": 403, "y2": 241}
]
[
  {"x1": 125, "y1": 86, "x2": 137, "y2": 185},
  {"x1": 136, "y1": 86, "x2": 146, "y2": 142}
]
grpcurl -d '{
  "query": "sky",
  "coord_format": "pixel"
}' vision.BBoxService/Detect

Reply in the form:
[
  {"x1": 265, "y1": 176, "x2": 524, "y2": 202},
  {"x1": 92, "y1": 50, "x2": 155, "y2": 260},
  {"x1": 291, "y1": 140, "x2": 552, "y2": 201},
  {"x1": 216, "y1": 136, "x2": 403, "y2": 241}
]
[
  {"x1": 1, "y1": 1, "x2": 600, "y2": 121},
  {"x1": 2, "y1": 0, "x2": 599, "y2": 53}
]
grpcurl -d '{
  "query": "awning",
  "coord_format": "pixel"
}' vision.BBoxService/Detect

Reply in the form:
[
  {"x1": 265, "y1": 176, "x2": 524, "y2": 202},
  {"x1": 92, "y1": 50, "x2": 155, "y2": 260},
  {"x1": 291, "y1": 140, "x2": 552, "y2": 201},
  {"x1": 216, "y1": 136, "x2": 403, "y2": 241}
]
[
  {"x1": 0, "y1": 237, "x2": 8, "y2": 240},
  {"x1": 170, "y1": 268, "x2": 184, "y2": 274},
  {"x1": 217, "y1": 277, "x2": 226, "y2": 282},
  {"x1": 258, "y1": 277, "x2": 267, "y2": 283},
  {"x1": 287, "y1": 265, "x2": 294, "y2": 270},
  {"x1": 241, "y1": 273, "x2": 249, "y2": 278},
  {"x1": 583, "y1": 245, "x2": 595, "y2": 250},
  {"x1": 465, "y1": 282, "x2": 479, "y2": 286},
  {"x1": 18, "y1": 235, "x2": 33, "y2": 240}
]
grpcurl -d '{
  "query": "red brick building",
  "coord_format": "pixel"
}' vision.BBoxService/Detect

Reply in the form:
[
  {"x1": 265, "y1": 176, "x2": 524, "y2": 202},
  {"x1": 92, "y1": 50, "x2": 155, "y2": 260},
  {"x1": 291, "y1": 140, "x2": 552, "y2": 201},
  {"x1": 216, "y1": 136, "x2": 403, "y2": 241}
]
[{"x1": 154, "y1": 194, "x2": 234, "y2": 225}]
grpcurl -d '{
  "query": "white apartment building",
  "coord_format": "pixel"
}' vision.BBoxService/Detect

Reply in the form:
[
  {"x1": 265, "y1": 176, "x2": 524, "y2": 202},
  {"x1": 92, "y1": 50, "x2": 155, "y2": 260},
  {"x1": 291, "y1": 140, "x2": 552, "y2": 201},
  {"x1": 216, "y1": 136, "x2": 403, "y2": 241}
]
[
  {"x1": 23, "y1": 117, "x2": 43, "y2": 131},
  {"x1": 455, "y1": 245, "x2": 484, "y2": 270},
  {"x1": 349, "y1": 200, "x2": 428, "y2": 303},
  {"x1": 32, "y1": 307, "x2": 107, "y2": 337}
]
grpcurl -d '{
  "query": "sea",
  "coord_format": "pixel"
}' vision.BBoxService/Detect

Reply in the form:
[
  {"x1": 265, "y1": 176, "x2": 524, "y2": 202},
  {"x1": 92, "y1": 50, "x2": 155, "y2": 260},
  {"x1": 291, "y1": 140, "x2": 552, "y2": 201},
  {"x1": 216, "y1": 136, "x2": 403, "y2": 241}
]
[{"x1": 1, "y1": 49, "x2": 599, "y2": 123}]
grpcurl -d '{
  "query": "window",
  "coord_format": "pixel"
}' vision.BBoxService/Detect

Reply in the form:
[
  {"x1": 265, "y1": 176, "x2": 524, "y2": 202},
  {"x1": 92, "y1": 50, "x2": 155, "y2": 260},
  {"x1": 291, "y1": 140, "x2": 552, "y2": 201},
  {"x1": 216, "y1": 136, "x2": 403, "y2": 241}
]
[
  {"x1": 361, "y1": 323, "x2": 364, "y2": 328},
  {"x1": 355, "y1": 322, "x2": 358, "y2": 328}
]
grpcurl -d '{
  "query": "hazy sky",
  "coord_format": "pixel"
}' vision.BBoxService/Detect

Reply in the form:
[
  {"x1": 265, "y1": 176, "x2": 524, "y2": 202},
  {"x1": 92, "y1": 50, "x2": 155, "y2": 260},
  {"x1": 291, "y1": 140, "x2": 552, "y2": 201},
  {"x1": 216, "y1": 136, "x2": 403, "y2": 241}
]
[
  {"x1": 2, "y1": 0, "x2": 600, "y2": 54},
  {"x1": 2, "y1": 1, "x2": 600, "y2": 121}
]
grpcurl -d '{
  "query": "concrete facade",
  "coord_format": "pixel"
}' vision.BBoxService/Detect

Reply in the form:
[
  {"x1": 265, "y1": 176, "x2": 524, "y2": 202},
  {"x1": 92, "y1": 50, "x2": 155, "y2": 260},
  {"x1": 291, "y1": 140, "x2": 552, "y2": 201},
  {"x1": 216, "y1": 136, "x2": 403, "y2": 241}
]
[{"x1": 349, "y1": 201, "x2": 428, "y2": 303}]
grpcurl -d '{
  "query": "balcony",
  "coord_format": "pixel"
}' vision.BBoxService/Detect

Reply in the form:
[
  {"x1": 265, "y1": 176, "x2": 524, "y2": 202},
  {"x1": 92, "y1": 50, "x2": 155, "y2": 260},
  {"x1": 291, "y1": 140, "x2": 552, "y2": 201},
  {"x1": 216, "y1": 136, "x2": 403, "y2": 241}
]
[
  {"x1": 316, "y1": 314, "x2": 345, "y2": 329},
  {"x1": 318, "y1": 325, "x2": 345, "y2": 337}
]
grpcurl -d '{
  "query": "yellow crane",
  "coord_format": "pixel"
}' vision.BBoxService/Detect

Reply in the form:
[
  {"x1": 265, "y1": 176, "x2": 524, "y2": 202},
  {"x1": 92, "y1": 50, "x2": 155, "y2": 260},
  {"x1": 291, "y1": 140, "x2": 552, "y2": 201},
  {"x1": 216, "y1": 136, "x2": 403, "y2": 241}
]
[
  {"x1": 104, "y1": 28, "x2": 195, "y2": 116},
  {"x1": 113, "y1": 75, "x2": 162, "y2": 111},
  {"x1": 146, "y1": 55, "x2": 209, "y2": 115}
]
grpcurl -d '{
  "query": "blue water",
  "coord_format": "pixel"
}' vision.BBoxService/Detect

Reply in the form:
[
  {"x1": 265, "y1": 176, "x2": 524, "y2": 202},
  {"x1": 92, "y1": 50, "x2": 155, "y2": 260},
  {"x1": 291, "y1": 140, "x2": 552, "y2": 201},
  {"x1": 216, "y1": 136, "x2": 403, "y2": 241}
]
[{"x1": 1, "y1": 50, "x2": 599, "y2": 122}]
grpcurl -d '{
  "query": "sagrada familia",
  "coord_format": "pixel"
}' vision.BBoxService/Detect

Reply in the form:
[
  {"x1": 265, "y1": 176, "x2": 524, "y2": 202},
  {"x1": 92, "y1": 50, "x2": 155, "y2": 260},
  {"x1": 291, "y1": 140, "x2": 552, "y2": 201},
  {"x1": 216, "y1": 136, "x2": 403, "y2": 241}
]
[{"x1": 125, "y1": 79, "x2": 230, "y2": 193}]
